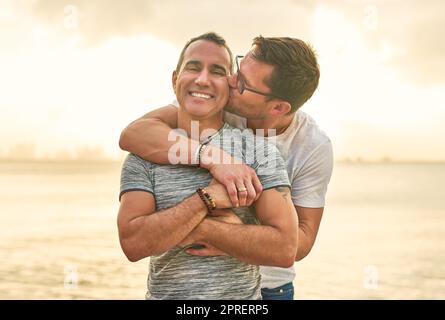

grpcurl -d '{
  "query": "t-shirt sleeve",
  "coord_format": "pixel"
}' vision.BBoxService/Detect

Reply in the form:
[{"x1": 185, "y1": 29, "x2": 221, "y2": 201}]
[
  {"x1": 252, "y1": 138, "x2": 291, "y2": 191},
  {"x1": 291, "y1": 140, "x2": 333, "y2": 207},
  {"x1": 119, "y1": 153, "x2": 154, "y2": 201}
]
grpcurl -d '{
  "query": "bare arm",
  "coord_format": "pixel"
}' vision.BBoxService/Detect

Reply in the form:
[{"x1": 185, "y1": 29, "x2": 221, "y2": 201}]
[
  {"x1": 119, "y1": 105, "x2": 192, "y2": 164},
  {"x1": 185, "y1": 204, "x2": 323, "y2": 262},
  {"x1": 188, "y1": 186, "x2": 298, "y2": 267},
  {"x1": 295, "y1": 206, "x2": 324, "y2": 261},
  {"x1": 119, "y1": 105, "x2": 263, "y2": 207},
  {"x1": 117, "y1": 190, "x2": 208, "y2": 262},
  {"x1": 117, "y1": 182, "x2": 234, "y2": 261}
]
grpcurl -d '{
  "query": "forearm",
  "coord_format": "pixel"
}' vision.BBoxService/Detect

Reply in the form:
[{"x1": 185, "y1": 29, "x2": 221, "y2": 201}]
[
  {"x1": 197, "y1": 219, "x2": 296, "y2": 267},
  {"x1": 120, "y1": 119, "x2": 200, "y2": 165},
  {"x1": 123, "y1": 194, "x2": 207, "y2": 260},
  {"x1": 295, "y1": 226, "x2": 315, "y2": 261}
]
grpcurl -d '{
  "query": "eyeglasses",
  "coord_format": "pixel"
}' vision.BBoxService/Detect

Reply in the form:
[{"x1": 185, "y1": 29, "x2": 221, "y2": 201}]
[{"x1": 235, "y1": 55, "x2": 280, "y2": 99}]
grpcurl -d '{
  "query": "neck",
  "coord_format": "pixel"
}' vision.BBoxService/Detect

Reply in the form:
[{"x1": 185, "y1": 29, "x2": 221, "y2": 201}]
[
  {"x1": 247, "y1": 113, "x2": 295, "y2": 137},
  {"x1": 178, "y1": 108, "x2": 224, "y2": 142}
]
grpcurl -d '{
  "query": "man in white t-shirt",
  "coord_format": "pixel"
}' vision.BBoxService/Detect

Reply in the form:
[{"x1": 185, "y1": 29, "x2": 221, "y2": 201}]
[{"x1": 119, "y1": 36, "x2": 333, "y2": 299}]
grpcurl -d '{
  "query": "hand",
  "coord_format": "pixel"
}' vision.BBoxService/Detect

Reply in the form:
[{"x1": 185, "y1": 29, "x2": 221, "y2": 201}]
[
  {"x1": 184, "y1": 211, "x2": 242, "y2": 256},
  {"x1": 201, "y1": 147, "x2": 263, "y2": 207},
  {"x1": 205, "y1": 183, "x2": 233, "y2": 209},
  {"x1": 185, "y1": 242, "x2": 228, "y2": 257}
]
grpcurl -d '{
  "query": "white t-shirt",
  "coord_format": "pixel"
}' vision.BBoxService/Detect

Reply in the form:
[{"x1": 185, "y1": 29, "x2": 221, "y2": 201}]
[
  {"x1": 223, "y1": 110, "x2": 334, "y2": 289},
  {"x1": 171, "y1": 100, "x2": 334, "y2": 288}
]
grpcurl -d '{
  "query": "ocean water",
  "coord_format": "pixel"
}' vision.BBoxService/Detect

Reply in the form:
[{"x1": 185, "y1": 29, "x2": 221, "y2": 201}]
[{"x1": 0, "y1": 161, "x2": 444, "y2": 299}]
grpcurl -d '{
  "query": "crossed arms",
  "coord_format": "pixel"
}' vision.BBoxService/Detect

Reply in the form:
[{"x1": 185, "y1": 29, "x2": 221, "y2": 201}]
[
  {"x1": 118, "y1": 181, "x2": 298, "y2": 267},
  {"x1": 119, "y1": 105, "x2": 324, "y2": 263}
]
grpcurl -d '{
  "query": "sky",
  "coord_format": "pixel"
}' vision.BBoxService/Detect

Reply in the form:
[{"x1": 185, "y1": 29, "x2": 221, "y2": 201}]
[{"x1": 1, "y1": 0, "x2": 444, "y2": 161}]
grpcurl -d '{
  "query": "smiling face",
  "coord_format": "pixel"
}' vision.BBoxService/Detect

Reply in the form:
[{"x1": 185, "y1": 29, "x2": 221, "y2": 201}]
[{"x1": 173, "y1": 40, "x2": 231, "y2": 120}]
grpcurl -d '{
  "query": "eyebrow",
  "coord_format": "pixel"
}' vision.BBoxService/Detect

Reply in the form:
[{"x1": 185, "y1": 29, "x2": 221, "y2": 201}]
[
  {"x1": 184, "y1": 60, "x2": 201, "y2": 68},
  {"x1": 184, "y1": 60, "x2": 228, "y2": 74}
]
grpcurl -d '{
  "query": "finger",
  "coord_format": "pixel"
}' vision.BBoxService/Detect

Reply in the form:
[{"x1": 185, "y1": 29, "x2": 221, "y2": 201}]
[
  {"x1": 252, "y1": 173, "x2": 263, "y2": 201},
  {"x1": 244, "y1": 178, "x2": 256, "y2": 206},
  {"x1": 226, "y1": 181, "x2": 239, "y2": 207},
  {"x1": 236, "y1": 181, "x2": 248, "y2": 207}
]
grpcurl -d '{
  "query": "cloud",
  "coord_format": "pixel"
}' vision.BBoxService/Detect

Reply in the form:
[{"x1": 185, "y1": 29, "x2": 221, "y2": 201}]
[
  {"x1": 26, "y1": 0, "x2": 445, "y2": 85},
  {"x1": 320, "y1": 0, "x2": 445, "y2": 85},
  {"x1": 374, "y1": 0, "x2": 445, "y2": 85},
  {"x1": 29, "y1": 0, "x2": 314, "y2": 52}
]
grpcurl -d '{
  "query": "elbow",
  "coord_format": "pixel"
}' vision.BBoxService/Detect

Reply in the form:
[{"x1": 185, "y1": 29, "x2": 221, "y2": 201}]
[
  {"x1": 119, "y1": 128, "x2": 131, "y2": 151},
  {"x1": 121, "y1": 243, "x2": 142, "y2": 262},
  {"x1": 120, "y1": 238, "x2": 148, "y2": 262},
  {"x1": 295, "y1": 246, "x2": 311, "y2": 262},
  {"x1": 278, "y1": 235, "x2": 298, "y2": 268},
  {"x1": 279, "y1": 245, "x2": 297, "y2": 268},
  {"x1": 125, "y1": 251, "x2": 141, "y2": 263}
]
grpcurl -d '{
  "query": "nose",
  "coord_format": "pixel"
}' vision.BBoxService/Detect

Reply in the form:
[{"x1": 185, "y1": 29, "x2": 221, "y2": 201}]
[{"x1": 195, "y1": 70, "x2": 210, "y2": 87}]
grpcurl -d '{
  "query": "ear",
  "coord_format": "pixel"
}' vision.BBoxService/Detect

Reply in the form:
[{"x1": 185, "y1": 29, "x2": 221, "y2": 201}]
[
  {"x1": 172, "y1": 70, "x2": 178, "y2": 93},
  {"x1": 269, "y1": 101, "x2": 291, "y2": 116}
]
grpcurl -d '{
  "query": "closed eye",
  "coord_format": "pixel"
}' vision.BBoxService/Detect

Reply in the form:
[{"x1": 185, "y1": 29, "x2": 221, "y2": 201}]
[
  {"x1": 184, "y1": 61, "x2": 201, "y2": 72},
  {"x1": 211, "y1": 66, "x2": 228, "y2": 76}
]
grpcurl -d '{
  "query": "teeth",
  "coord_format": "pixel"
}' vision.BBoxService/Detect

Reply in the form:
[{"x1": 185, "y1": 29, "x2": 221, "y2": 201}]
[{"x1": 191, "y1": 92, "x2": 212, "y2": 99}]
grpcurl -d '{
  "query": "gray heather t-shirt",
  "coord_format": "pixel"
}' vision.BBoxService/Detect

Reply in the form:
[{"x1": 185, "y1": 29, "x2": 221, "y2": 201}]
[{"x1": 120, "y1": 123, "x2": 290, "y2": 300}]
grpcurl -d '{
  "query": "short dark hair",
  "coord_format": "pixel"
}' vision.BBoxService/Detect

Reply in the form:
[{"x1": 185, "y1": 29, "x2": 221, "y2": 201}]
[
  {"x1": 251, "y1": 36, "x2": 320, "y2": 113},
  {"x1": 176, "y1": 32, "x2": 233, "y2": 75}
]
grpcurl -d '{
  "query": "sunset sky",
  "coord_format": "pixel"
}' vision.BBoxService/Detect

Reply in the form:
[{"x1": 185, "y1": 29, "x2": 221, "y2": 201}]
[{"x1": 1, "y1": 0, "x2": 444, "y2": 161}]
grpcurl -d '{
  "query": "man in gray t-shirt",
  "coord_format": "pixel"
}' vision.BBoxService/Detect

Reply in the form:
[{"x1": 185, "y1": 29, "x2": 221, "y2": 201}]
[
  {"x1": 117, "y1": 33, "x2": 298, "y2": 300},
  {"x1": 120, "y1": 124, "x2": 291, "y2": 299}
]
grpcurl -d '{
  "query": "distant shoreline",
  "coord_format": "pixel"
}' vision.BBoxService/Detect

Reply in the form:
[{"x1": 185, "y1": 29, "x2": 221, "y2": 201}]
[
  {"x1": 1, "y1": 158, "x2": 445, "y2": 165},
  {"x1": 0, "y1": 159, "x2": 123, "y2": 164},
  {"x1": 336, "y1": 159, "x2": 445, "y2": 165}
]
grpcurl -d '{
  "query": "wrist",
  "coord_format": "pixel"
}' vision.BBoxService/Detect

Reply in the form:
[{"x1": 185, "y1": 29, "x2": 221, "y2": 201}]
[
  {"x1": 190, "y1": 193, "x2": 211, "y2": 217},
  {"x1": 194, "y1": 218, "x2": 211, "y2": 242},
  {"x1": 198, "y1": 144, "x2": 214, "y2": 170},
  {"x1": 196, "y1": 188, "x2": 216, "y2": 213},
  {"x1": 200, "y1": 146, "x2": 235, "y2": 170}
]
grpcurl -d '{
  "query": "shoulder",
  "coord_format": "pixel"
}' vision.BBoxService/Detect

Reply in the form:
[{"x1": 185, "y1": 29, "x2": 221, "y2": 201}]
[
  {"x1": 222, "y1": 111, "x2": 247, "y2": 129},
  {"x1": 122, "y1": 153, "x2": 155, "y2": 172},
  {"x1": 222, "y1": 125, "x2": 279, "y2": 153},
  {"x1": 297, "y1": 111, "x2": 330, "y2": 142},
  {"x1": 289, "y1": 111, "x2": 332, "y2": 155}
]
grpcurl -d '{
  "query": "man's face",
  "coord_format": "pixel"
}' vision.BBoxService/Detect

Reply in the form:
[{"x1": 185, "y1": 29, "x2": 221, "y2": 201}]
[
  {"x1": 226, "y1": 52, "x2": 275, "y2": 119},
  {"x1": 173, "y1": 40, "x2": 231, "y2": 120}
]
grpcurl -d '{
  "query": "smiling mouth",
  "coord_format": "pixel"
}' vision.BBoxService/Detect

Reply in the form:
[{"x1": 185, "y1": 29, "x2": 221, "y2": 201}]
[{"x1": 190, "y1": 91, "x2": 213, "y2": 99}]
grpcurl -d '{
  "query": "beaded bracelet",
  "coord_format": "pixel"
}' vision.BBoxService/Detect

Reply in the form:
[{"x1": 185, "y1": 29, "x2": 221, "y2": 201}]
[
  {"x1": 202, "y1": 190, "x2": 216, "y2": 210},
  {"x1": 196, "y1": 188, "x2": 215, "y2": 213}
]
